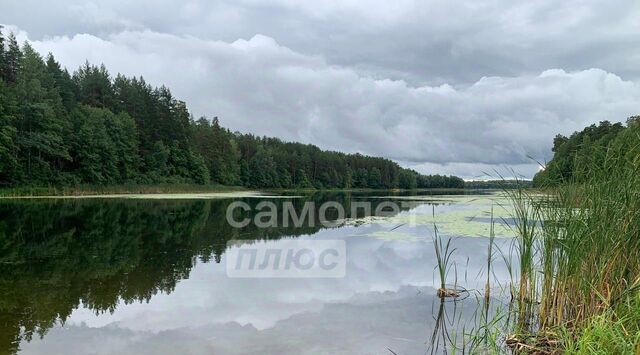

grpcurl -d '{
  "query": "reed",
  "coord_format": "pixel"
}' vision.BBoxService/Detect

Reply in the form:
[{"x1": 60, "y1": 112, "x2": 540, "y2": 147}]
[
  {"x1": 432, "y1": 204, "x2": 459, "y2": 298},
  {"x1": 506, "y1": 143, "x2": 640, "y2": 352}
]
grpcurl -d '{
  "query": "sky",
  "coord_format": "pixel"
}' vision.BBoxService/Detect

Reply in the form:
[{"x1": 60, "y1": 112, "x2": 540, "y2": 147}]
[{"x1": 2, "y1": 0, "x2": 640, "y2": 179}]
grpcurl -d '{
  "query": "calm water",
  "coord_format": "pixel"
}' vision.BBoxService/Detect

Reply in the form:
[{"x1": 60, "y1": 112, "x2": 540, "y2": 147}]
[{"x1": 0, "y1": 191, "x2": 516, "y2": 355}]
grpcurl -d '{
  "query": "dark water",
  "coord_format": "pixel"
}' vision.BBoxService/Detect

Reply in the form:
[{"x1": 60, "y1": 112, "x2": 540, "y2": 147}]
[{"x1": 0, "y1": 191, "x2": 512, "y2": 355}]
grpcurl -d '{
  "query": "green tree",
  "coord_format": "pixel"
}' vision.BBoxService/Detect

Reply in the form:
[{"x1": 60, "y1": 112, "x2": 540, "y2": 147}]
[
  {"x1": 398, "y1": 169, "x2": 417, "y2": 189},
  {"x1": 147, "y1": 141, "x2": 170, "y2": 180},
  {"x1": 368, "y1": 167, "x2": 382, "y2": 188},
  {"x1": 534, "y1": 120, "x2": 627, "y2": 186},
  {"x1": 46, "y1": 54, "x2": 77, "y2": 112},
  {"x1": 354, "y1": 168, "x2": 368, "y2": 188},
  {"x1": 74, "y1": 62, "x2": 114, "y2": 108},
  {"x1": 70, "y1": 106, "x2": 119, "y2": 184},
  {"x1": 0, "y1": 80, "x2": 18, "y2": 185},
  {"x1": 105, "y1": 111, "x2": 139, "y2": 182},
  {"x1": 0, "y1": 27, "x2": 5, "y2": 81},
  {"x1": 3, "y1": 33, "x2": 21, "y2": 84},
  {"x1": 14, "y1": 43, "x2": 71, "y2": 183},
  {"x1": 0, "y1": 36, "x2": 467, "y2": 189}
]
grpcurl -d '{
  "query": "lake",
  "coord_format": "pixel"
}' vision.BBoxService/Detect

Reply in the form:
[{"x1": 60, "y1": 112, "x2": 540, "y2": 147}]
[{"x1": 0, "y1": 191, "x2": 518, "y2": 354}]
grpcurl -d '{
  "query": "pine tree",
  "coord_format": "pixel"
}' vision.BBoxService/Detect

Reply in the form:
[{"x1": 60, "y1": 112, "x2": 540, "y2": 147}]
[
  {"x1": 0, "y1": 80, "x2": 18, "y2": 185},
  {"x1": 0, "y1": 27, "x2": 6, "y2": 81},
  {"x1": 74, "y1": 62, "x2": 114, "y2": 108},
  {"x1": 0, "y1": 35, "x2": 465, "y2": 189},
  {"x1": 15, "y1": 43, "x2": 71, "y2": 183},
  {"x1": 46, "y1": 54, "x2": 77, "y2": 112},
  {"x1": 4, "y1": 33, "x2": 21, "y2": 84}
]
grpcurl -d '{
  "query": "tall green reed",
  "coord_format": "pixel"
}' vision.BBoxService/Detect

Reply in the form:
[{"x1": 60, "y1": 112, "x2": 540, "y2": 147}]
[{"x1": 507, "y1": 141, "x2": 640, "y2": 350}]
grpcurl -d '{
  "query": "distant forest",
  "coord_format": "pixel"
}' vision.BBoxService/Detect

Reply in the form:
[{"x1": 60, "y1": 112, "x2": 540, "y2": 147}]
[
  {"x1": 0, "y1": 30, "x2": 463, "y2": 190},
  {"x1": 464, "y1": 179, "x2": 532, "y2": 189},
  {"x1": 533, "y1": 117, "x2": 640, "y2": 186}
]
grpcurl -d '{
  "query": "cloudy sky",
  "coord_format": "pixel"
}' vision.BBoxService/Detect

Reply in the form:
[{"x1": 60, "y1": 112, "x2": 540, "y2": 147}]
[{"x1": 2, "y1": 0, "x2": 640, "y2": 178}]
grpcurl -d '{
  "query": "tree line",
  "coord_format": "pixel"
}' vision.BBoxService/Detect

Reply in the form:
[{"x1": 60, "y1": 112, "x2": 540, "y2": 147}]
[
  {"x1": 464, "y1": 179, "x2": 532, "y2": 189},
  {"x1": 533, "y1": 117, "x2": 640, "y2": 186},
  {"x1": 0, "y1": 29, "x2": 464, "y2": 190}
]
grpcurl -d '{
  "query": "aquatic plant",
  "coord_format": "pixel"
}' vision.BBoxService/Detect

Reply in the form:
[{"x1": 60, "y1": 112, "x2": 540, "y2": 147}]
[{"x1": 432, "y1": 206, "x2": 460, "y2": 298}]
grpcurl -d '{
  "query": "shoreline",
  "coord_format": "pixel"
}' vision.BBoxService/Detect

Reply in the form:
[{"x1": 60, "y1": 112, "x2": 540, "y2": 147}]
[
  {"x1": 0, "y1": 185, "x2": 488, "y2": 199},
  {"x1": 0, "y1": 184, "x2": 247, "y2": 198},
  {"x1": 0, "y1": 191, "x2": 269, "y2": 200}
]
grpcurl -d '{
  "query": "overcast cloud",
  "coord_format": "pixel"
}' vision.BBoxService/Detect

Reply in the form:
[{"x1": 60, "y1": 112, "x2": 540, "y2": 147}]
[{"x1": 2, "y1": 0, "x2": 640, "y2": 178}]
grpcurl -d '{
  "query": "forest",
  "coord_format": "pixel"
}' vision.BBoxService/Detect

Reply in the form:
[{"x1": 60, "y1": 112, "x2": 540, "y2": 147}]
[
  {"x1": 0, "y1": 29, "x2": 463, "y2": 191},
  {"x1": 532, "y1": 117, "x2": 640, "y2": 186}
]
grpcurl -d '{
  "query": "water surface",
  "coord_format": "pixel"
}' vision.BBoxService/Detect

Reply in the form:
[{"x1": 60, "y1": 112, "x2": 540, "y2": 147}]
[{"x1": 0, "y1": 191, "x2": 515, "y2": 354}]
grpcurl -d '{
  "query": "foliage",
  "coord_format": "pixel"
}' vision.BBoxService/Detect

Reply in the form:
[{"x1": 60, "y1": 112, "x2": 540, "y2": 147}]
[
  {"x1": 532, "y1": 120, "x2": 628, "y2": 186},
  {"x1": 0, "y1": 29, "x2": 463, "y2": 190}
]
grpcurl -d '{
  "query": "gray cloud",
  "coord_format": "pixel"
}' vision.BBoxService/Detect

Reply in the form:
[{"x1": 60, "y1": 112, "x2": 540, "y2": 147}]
[
  {"x1": 3, "y1": 0, "x2": 640, "y2": 84},
  {"x1": 2, "y1": 1, "x2": 640, "y2": 178}
]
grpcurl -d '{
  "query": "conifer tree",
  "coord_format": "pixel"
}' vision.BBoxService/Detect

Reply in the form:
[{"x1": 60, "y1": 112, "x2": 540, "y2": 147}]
[
  {"x1": 0, "y1": 27, "x2": 6, "y2": 81},
  {"x1": 4, "y1": 33, "x2": 21, "y2": 84},
  {"x1": 0, "y1": 36, "x2": 464, "y2": 189}
]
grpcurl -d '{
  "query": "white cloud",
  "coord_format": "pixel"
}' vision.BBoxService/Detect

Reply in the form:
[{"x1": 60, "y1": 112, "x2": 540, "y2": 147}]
[
  {"x1": 15, "y1": 28, "x2": 639, "y2": 178},
  {"x1": 4, "y1": 0, "x2": 640, "y2": 85},
  {"x1": 2, "y1": 0, "x2": 640, "y2": 178}
]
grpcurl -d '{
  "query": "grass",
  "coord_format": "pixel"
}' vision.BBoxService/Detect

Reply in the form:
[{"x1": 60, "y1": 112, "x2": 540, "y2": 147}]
[
  {"x1": 502, "y1": 296, "x2": 640, "y2": 354},
  {"x1": 561, "y1": 292, "x2": 640, "y2": 354}
]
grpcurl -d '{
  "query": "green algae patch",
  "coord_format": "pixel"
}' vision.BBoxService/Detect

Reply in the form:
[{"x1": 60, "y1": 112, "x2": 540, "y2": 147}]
[
  {"x1": 385, "y1": 210, "x2": 514, "y2": 238},
  {"x1": 357, "y1": 193, "x2": 518, "y2": 238}
]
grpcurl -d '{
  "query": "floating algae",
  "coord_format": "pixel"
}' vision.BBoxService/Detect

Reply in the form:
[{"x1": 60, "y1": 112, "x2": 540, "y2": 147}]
[{"x1": 349, "y1": 193, "x2": 518, "y2": 238}]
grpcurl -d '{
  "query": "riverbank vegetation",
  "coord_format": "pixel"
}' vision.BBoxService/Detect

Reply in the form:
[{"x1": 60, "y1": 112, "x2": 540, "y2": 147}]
[
  {"x1": 0, "y1": 29, "x2": 463, "y2": 191},
  {"x1": 504, "y1": 117, "x2": 640, "y2": 353},
  {"x1": 532, "y1": 118, "x2": 638, "y2": 187}
]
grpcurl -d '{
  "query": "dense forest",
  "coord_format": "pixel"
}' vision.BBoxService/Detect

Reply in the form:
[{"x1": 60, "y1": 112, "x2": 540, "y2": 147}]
[
  {"x1": 533, "y1": 117, "x2": 640, "y2": 186},
  {"x1": 0, "y1": 29, "x2": 463, "y2": 190}
]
